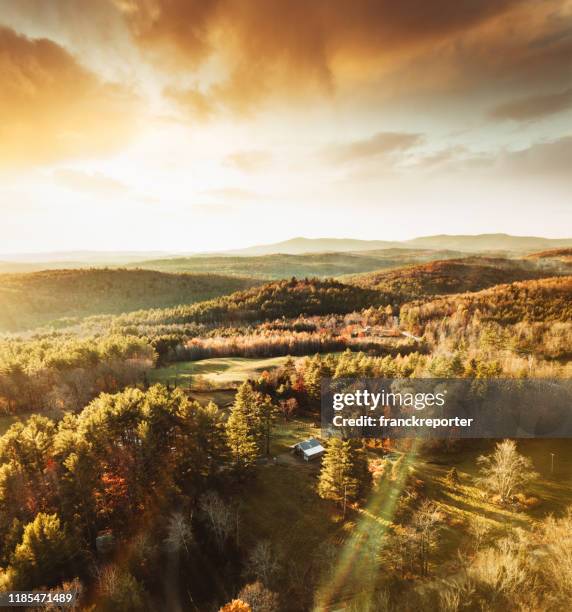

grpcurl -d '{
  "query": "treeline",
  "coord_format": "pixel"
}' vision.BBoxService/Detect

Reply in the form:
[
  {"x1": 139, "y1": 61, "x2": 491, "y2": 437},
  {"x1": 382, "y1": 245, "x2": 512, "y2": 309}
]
[
  {"x1": 112, "y1": 278, "x2": 390, "y2": 327},
  {"x1": 181, "y1": 332, "x2": 417, "y2": 362},
  {"x1": 0, "y1": 268, "x2": 259, "y2": 332},
  {"x1": 0, "y1": 335, "x2": 155, "y2": 415},
  {"x1": 252, "y1": 348, "x2": 571, "y2": 419}
]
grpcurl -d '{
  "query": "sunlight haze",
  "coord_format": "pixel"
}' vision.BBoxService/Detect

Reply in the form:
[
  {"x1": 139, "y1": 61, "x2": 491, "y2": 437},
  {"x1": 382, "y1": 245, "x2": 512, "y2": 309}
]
[{"x1": 0, "y1": 0, "x2": 571, "y2": 252}]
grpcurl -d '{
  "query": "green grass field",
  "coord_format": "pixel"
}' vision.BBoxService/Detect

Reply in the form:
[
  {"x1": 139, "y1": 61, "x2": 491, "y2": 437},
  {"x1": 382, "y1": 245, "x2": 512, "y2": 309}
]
[
  {"x1": 238, "y1": 432, "x2": 572, "y2": 608},
  {"x1": 149, "y1": 356, "x2": 291, "y2": 387}
]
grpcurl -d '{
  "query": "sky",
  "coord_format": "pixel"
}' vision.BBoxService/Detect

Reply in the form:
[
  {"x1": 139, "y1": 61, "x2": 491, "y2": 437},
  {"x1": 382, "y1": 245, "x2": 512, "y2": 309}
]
[{"x1": 0, "y1": 0, "x2": 571, "y2": 254}]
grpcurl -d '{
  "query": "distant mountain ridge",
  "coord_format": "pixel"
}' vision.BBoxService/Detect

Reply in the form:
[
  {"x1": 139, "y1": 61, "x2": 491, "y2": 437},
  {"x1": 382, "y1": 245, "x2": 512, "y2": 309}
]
[
  {"x1": 219, "y1": 237, "x2": 402, "y2": 256},
  {"x1": 0, "y1": 250, "x2": 175, "y2": 263},
  {"x1": 404, "y1": 234, "x2": 572, "y2": 252},
  {"x1": 218, "y1": 234, "x2": 572, "y2": 256},
  {"x1": 3, "y1": 235, "x2": 572, "y2": 273}
]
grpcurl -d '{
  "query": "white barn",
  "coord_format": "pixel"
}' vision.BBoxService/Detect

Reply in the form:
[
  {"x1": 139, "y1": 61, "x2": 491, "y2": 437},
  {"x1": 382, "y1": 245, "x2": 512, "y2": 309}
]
[{"x1": 294, "y1": 438, "x2": 325, "y2": 461}]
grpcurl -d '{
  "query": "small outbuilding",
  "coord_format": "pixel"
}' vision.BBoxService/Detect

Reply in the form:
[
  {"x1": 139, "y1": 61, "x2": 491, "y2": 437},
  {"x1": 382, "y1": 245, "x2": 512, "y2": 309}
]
[{"x1": 293, "y1": 437, "x2": 325, "y2": 461}]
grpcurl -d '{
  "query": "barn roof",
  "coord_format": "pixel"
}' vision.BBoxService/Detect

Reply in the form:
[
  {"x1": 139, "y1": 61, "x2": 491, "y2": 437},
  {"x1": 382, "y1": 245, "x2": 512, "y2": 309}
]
[
  {"x1": 297, "y1": 438, "x2": 322, "y2": 451},
  {"x1": 304, "y1": 444, "x2": 325, "y2": 458}
]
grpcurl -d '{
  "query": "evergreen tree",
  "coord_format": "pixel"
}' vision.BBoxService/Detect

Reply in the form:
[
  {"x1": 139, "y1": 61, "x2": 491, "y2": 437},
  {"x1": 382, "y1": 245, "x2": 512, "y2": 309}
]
[
  {"x1": 257, "y1": 394, "x2": 277, "y2": 456},
  {"x1": 9, "y1": 513, "x2": 79, "y2": 590},
  {"x1": 303, "y1": 354, "x2": 331, "y2": 407},
  {"x1": 177, "y1": 399, "x2": 229, "y2": 488},
  {"x1": 349, "y1": 440, "x2": 372, "y2": 498},
  {"x1": 226, "y1": 383, "x2": 260, "y2": 474},
  {"x1": 318, "y1": 438, "x2": 354, "y2": 508},
  {"x1": 318, "y1": 438, "x2": 370, "y2": 513}
]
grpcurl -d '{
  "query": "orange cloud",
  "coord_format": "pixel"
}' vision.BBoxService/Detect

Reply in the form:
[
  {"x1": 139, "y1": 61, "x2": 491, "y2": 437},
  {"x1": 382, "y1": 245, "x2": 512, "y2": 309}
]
[
  {"x1": 489, "y1": 88, "x2": 572, "y2": 122},
  {"x1": 165, "y1": 85, "x2": 215, "y2": 120},
  {"x1": 0, "y1": 26, "x2": 140, "y2": 168},
  {"x1": 113, "y1": 0, "x2": 572, "y2": 113}
]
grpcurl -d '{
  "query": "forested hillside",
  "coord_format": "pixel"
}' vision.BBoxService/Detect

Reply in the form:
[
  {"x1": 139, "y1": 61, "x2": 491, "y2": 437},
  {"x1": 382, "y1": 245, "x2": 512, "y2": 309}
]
[
  {"x1": 130, "y1": 249, "x2": 465, "y2": 279},
  {"x1": 401, "y1": 276, "x2": 572, "y2": 327},
  {"x1": 401, "y1": 276, "x2": 572, "y2": 362},
  {"x1": 114, "y1": 277, "x2": 389, "y2": 327},
  {"x1": 525, "y1": 248, "x2": 572, "y2": 268},
  {"x1": 0, "y1": 269, "x2": 259, "y2": 332},
  {"x1": 350, "y1": 258, "x2": 557, "y2": 300}
]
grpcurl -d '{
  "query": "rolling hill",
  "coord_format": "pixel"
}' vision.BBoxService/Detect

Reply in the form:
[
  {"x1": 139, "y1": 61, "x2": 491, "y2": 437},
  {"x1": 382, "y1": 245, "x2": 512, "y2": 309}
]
[
  {"x1": 128, "y1": 249, "x2": 466, "y2": 279},
  {"x1": 0, "y1": 269, "x2": 260, "y2": 332},
  {"x1": 348, "y1": 257, "x2": 556, "y2": 301},
  {"x1": 3, "y1": 235, "x2": 571, "y2": 274},
  {"x1": 114, "y1": 278, "x2": 389, "y2": 327},
  {"x1": 403, "y1": 233, "x2": 572, "y2": 252},
  {"x1": 525, "y1": 248, "x2": 572, "y2": 264},
  {"x1": 0, "y1": 250, "x2": 177, "y2": 273},
  {"x1": 401, "y1": 276, "x2": 572, "y2": 327}
]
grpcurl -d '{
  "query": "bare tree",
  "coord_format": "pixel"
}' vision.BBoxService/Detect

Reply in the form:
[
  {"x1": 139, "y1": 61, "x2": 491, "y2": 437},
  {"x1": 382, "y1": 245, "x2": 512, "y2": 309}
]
[
  {"x1": 385, "y1": 527, "x2": 419, "y2": 578},
  {"x1": 245, "y1": 541, "x2": 281, "y2": 586},
  {"x1": 413, "y1": 500, "x2": 442, "y2": 576},
  {"x1": 199, "y1": 491, "x2": 233, "y2": 550},
  {"x1": 477, "y1": 440, "x2": 538, "y2": 504},
  {"x1": 164, "y1": 512, "x2": 193, "y2": 555}
]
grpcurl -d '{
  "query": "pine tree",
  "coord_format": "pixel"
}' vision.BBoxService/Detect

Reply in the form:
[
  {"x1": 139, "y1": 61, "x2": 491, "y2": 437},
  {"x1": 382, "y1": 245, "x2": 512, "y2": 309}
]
[
  {"x1": 9, "y1": 513, "x2": 79, "y2": 590},
  {"x1": 318, "y1": 438, "x2": 370, "y2": 513},
  {"x1": 226, "y1": 383, "x2": 260, "y2": 474},
  {"x1": 234, "y1": 382, "x2": 262, "y2": 436},
  {"x1": 349, "y1": 440, "x2": 372, "y2": 498},
  {"x1": 257, "y1": 394, "x2": 277, "y2": 456}
]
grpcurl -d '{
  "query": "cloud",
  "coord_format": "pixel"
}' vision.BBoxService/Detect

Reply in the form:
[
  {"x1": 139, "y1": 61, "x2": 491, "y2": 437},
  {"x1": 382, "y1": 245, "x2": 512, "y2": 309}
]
[
  {"x1": 165, "y1": 85, "x2": 215, "y2": 120},
  {"x1": 0, "y1": 26, "x2": 139, "y2": 168},
  {"x1": 324, "y1": 132, "x2": 423, "y2": 165},
  {"x1": 499, "y1": 136, "x2": 572, "y2": 178},
  {"x1": 224, "y1": 150, "x2": 272, "y2": 173},
  {"x1": 410, "y1": 137, "x2": 572, "y2": 180},
  {"x1": 114, "y1": 0, "x2": 530, "y2": 111},
  {"x1": 6, "y1": 1, "x2": 571, "y2": 122},
  {"x1": 412, "y1": 146, "x2": 471, "y2": 169},
  {"x1": 53, "y1": 169, "x2": 129, "y2": 195},
  {"x1": 488, "y1": 88, "x2": 572, "y2": 122}
]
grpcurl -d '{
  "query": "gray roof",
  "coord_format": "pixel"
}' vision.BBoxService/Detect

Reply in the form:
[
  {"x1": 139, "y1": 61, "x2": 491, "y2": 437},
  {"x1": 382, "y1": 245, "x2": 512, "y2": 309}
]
[{"x1": 297, "y1": 438, "x2": 323, "y2": 451}]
